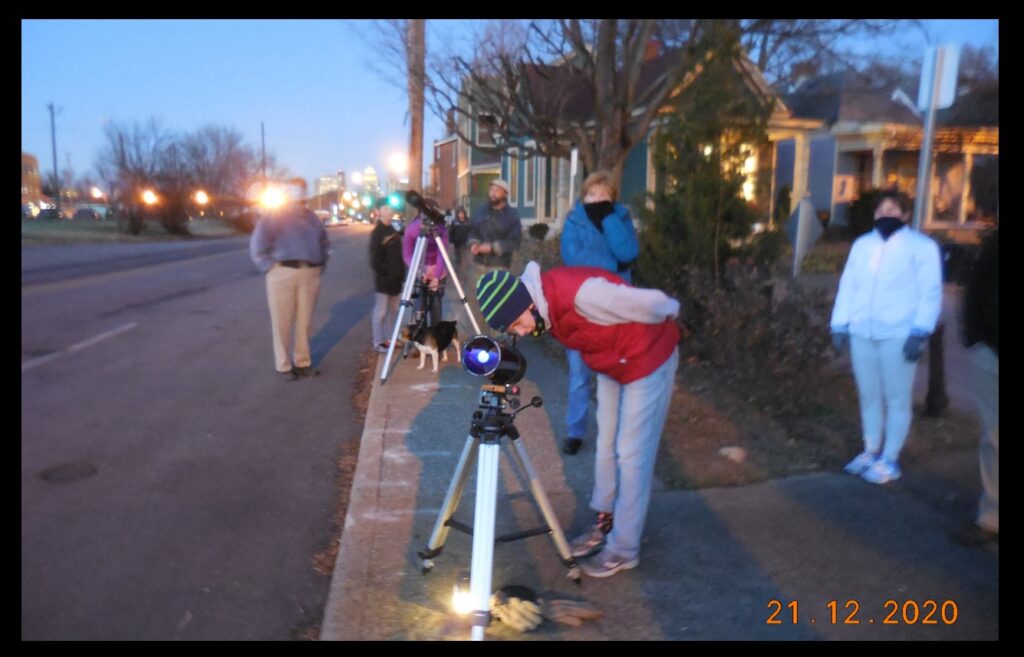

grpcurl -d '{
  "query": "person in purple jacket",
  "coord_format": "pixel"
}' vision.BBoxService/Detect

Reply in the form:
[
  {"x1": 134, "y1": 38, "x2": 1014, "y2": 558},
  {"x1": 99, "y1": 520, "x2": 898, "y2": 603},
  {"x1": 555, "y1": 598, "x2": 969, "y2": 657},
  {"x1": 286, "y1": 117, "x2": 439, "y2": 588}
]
[{"x1": 402, "y1": 211, "x2": 450, "y2": 328}]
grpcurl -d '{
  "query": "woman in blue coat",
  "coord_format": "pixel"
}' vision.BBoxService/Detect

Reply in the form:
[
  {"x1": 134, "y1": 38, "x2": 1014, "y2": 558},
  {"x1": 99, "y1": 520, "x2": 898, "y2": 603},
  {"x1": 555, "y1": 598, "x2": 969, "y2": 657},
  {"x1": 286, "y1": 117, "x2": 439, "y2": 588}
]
[{"x1": 558, "y1": 171, "x2": 640, "y2": 454}]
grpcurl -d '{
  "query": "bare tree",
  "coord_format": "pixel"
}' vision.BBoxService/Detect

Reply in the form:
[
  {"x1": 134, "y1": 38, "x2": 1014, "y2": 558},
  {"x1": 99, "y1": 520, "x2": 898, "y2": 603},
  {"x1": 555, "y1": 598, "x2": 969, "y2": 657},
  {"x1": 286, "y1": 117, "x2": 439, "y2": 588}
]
[{"x1": 423, "y1": 19, "x2": 918, "y2": 189}]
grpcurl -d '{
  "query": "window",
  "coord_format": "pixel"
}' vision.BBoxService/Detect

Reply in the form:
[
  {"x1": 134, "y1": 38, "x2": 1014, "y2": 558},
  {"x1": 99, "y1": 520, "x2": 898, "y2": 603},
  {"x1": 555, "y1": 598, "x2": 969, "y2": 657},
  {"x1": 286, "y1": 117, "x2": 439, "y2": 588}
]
[
  {"x1": 968, "y1": 154, "x2": 997, "y2": 224},
  {"x1": 509, "y1": 151, "x2": 519, "y2": 205},
  {"x1": 524, "y1": 157, "x2": 536, "y2": 206},
  {"x1": 477, "y1": 114, "x2": 496, "y2": 147}
]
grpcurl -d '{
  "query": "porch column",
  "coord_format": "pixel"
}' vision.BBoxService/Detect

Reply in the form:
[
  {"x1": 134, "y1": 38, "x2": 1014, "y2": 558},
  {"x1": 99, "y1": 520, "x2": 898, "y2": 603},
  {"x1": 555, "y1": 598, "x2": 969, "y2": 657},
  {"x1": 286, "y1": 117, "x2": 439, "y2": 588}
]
[
  {"x1": 872, "y1": 143, "x2": 885, "y2": 188},
  {"x1": 960, "y1": 151, "x2": 974, "y2": 225},
  {"x1": 791, "y1": 133, "x2": 810, "y2": 204}
]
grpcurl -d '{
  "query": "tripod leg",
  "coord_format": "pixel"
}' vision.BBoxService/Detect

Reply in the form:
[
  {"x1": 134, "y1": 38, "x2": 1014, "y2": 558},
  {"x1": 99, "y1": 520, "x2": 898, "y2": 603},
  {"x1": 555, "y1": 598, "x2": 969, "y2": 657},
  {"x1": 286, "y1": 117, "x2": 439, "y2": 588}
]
[
  {"x1": 419, "y1": 435, "x2": 478, "y2": 572},
  {"x1": 433, "y1": 235, "x2": 482, "y2": 336},
  {"x1": 469, "y1": 442, "x2": 501, "y2": 641},
  {"x1": 505, "y1": 437, "x2": 583, "y2": 584},
  {"x1": 381, "y1": 234, "x2": 427, "y2": 383}
]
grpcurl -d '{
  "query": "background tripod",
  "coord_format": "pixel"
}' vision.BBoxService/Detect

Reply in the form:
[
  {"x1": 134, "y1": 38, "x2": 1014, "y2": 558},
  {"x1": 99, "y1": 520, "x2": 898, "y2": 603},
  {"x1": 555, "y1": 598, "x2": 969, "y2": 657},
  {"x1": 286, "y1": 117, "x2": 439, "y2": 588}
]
[
  {"x1": 381, "y1": 209, "x2": 480, "y2": 384},
  {"x1": 417, "y1": 384, "x2": 581, "y2": 641}
]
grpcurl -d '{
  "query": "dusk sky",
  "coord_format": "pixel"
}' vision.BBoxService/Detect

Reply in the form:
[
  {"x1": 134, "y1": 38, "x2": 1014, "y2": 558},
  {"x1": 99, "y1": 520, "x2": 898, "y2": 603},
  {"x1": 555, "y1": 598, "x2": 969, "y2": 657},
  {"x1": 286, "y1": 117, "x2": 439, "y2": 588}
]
[{"x1": 22, "y1": 19, "x2": 998, "y2": 195}]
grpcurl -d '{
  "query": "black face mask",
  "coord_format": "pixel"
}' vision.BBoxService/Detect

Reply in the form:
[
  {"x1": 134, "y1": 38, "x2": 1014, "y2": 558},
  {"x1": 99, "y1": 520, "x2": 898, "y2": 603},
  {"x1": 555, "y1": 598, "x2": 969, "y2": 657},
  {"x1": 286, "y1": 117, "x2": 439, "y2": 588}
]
[
  {"x1": 874, "y1": 216, "x2": 905, "y2": 240},
  {"x1": 583, "y1": 201, "x2": 615, "y2": 232},
  {"x1": 530, "y1": 308, "x2": 547, "y2": 337}
]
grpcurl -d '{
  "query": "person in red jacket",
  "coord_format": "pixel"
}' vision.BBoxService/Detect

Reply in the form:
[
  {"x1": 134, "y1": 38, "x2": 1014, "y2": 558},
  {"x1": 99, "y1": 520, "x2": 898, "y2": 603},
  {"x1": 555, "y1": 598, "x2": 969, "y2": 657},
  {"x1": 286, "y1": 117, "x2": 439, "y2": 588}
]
[{"x1": 476, "y1": 262, "x2": 680, "y2": 578}]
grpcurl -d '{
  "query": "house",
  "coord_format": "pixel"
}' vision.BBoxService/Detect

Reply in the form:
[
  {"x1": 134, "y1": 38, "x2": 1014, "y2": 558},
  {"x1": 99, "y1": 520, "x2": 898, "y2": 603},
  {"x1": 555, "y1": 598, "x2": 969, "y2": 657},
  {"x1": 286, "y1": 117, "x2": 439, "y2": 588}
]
[
  {"x1": 442, "y1": 47, "x2": 824, "y2": 230},
  {"x1": 439, "y1": 46, "x2": 997, "y2": 239},
  {"x1": 779, "y1": 71, "x2": 998, "y2": 237}
]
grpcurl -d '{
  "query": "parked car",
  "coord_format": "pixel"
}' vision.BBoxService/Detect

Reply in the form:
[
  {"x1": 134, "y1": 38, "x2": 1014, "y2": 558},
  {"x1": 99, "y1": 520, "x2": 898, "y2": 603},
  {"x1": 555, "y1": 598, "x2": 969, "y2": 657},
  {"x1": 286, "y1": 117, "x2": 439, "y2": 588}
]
[
  {"x1": 38, "y1": 208, "x2": 65, "y2": 221},
  {"x1": 72, "y1": 208, "x2": 101, "y2": 222}
]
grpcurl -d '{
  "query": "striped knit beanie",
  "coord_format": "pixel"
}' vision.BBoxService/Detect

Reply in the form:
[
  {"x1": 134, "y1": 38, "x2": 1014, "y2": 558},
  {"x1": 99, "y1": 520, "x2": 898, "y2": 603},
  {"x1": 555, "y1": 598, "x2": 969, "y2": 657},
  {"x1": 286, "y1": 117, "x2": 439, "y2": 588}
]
[{"x1": 476, "y1": 270, "x2": 534, "y2": 332}]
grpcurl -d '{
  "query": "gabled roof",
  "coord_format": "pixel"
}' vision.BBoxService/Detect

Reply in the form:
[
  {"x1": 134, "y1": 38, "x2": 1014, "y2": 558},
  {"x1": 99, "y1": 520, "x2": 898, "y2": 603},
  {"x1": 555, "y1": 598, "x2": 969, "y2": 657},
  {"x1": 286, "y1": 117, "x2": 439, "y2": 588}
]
[
  {"x1": 521, "y1": 47, "x2": 789, "y2": 125},
  {"x1": 786, "y1": 70, "x2": 998, "y2": 128}
]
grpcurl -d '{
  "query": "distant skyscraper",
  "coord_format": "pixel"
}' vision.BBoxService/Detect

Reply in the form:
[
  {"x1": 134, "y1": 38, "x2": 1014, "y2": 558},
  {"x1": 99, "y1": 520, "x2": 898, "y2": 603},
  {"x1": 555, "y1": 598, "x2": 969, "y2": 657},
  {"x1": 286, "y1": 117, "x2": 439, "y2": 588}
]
[
  {"x1": 315, "y1": 174, "x2": 342, "y2": 197},
  {"x1": 361, "y1": 166, "x2": 379, "y2": 196}
]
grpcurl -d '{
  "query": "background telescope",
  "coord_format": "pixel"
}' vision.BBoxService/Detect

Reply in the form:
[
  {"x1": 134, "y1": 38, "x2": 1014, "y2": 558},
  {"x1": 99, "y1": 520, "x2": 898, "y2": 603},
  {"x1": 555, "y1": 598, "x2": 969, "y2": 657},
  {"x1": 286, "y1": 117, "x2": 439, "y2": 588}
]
[
  {"x1": 405, "y1": 190, "x2": 445, "y2": 224},
  {"x1": 461, "y1": 335, "x2": 526, "y2": 385}
]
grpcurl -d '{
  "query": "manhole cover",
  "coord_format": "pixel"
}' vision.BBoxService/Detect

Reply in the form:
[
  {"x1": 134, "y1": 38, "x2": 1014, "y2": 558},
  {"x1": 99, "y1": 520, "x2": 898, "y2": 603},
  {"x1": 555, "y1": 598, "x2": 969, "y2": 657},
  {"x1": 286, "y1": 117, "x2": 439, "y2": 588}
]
[{"x1": 39, "y1": 461, "x2": 98, "y2": 483}]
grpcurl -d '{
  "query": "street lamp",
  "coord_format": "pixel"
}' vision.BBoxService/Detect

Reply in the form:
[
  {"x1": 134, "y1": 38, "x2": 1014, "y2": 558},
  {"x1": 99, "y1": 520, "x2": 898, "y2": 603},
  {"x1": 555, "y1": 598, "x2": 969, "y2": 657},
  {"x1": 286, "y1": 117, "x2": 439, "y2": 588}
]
[
  {"x1": 142, "y1": 189, "x2": 158, "y2": 206},
  {"x1": 90, "y1": 186, "x2": 104, "y2": 200},
  {"x1": 194, "y1": 190, "x2": 209, "y2": 205},
  {"x1": 389, "y1": 152, "x2": 408, "y2": 175}
]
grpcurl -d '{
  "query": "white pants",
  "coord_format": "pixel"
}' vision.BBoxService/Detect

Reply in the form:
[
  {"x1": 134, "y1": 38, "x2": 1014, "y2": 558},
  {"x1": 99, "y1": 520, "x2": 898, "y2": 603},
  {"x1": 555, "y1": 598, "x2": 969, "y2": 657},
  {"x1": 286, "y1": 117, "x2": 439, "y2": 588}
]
[
  {"x1": 850, "y1": 336, "x2": 919, "y2": 462},
  {"x1": 969, "y1": 343, "x2": 999, "y2": 532},
  {"x1": 265, "y1": 264, "x2": 322, "y2": 372},
  {"x1": 591, "y1": 348, "x2": 680, "y2": 560}
]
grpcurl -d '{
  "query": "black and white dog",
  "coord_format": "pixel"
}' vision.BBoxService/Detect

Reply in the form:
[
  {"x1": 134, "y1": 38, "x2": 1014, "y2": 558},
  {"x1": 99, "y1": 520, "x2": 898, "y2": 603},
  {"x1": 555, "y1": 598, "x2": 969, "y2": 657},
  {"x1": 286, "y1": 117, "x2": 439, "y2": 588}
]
[{"x1": 400, "y1": 320, "x2": 461, "y2": 373}]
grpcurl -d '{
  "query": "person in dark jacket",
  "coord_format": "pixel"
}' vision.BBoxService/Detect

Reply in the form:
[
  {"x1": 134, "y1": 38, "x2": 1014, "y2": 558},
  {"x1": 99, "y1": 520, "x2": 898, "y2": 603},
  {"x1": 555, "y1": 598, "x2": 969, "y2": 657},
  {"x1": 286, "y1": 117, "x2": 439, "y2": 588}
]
[
  {"x1": 467, "y1": 179, "x2": 522, "y2": 335},
  {"x1": 952, "y1": 229, "x2": 998, "y2": 546},
  {"x1": 558, "y1": 170, "x2": 639, "y2": 455},
  {"x1": 369, "y1": 205, "x2": 407, "y2": 353},
  {"x1": 450, "y1": 206, "x2": 471, "y2": 268}
]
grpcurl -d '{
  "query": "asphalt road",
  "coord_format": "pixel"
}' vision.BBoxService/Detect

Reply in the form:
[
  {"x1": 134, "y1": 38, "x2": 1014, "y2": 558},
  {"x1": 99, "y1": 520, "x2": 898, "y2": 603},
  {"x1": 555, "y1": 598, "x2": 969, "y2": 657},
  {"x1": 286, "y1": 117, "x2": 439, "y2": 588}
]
[{"x1": 22, "y1": 224, "x2": 376, "y2": 640}]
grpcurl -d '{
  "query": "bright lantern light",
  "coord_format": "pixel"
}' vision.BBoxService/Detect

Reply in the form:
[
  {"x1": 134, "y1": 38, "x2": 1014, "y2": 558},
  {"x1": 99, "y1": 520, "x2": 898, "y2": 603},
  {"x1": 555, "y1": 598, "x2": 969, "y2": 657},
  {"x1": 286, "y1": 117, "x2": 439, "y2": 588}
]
[
  {"x1": 142, "y1": 190, "x2": 158, "y2": 205},
  {"x1": 451, "y1": 574, "x2": 473, "y2": 616},
  {"x1": 195, "y1": 190, "x2": 209, "y2": 205},
  {"x1": 90, "y1": 187, "x2": 103, "y2": 199}
]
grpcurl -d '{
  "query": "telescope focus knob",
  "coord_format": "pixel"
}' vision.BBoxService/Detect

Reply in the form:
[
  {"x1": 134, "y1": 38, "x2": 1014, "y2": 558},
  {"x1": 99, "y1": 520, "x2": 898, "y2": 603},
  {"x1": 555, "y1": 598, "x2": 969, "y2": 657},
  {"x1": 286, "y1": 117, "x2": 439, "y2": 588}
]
[{"x1": 530, "y1": 396, "x2": 543, "y2": 408}]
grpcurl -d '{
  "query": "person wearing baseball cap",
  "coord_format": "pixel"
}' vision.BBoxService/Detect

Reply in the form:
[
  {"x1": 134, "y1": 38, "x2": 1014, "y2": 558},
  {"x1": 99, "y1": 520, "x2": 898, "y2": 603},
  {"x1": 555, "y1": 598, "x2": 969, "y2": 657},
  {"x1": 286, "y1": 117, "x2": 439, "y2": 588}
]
[
  {"x1": 476, "y1": 261, "x2": 681, "y2": 578},
  {"x1": 466, "y1": 179, "x2": 522, "y2": 335}
]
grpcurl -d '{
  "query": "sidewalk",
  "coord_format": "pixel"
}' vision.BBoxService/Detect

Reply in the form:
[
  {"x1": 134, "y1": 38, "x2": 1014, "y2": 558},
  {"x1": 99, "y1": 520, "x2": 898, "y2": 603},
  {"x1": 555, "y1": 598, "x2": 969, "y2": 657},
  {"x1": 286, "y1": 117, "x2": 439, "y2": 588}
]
[{"x1": 321, "y1": 329, "x2": 997, "y2": 640}]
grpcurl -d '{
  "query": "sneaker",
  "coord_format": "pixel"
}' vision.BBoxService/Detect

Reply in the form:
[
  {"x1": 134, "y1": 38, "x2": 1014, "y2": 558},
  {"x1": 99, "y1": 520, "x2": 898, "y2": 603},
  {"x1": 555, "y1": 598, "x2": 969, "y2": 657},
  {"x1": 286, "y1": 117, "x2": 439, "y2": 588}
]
[
  {"x1": 569, "y1": 524, "x2": 608, "y2": 558},
  {"x1": 295, "y1": 366, "x2": 320, "y2": 378},
  {"x1": 843, "y1": 450, "x2": 879, "y2": 475},
  {"x1": 861, "y1": 457, "x2": 901, "y2": 484},
  {"x1": 562, "y1": 437, "x2": 583, "y2": 455},
  {"x1": 279, "y1": 369, "x2": 298, "y2": 382},
  {"x1": 579, "y1": 548, "x2": 639, "y2": 578}
]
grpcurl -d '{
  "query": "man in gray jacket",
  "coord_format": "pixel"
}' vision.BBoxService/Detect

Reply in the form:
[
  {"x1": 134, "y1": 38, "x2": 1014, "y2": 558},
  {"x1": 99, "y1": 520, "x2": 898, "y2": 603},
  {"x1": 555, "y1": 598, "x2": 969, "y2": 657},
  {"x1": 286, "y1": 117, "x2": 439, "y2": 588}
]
[
  {"x1": 467, "y1": 179, "x2": 521, "y2": 335},
  {"x1": 250, "y1": 178, "x2": 330, "y2": 381}
]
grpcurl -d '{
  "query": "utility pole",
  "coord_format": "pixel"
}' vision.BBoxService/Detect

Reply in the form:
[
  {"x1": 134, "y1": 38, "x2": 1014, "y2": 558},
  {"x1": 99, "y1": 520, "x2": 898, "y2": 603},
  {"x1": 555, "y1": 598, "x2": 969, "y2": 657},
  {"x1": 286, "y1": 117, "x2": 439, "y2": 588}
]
[
  {"x1": 407, "y1": 19, "x2": 425, "y2": 218},
  {"x1": 261, "y1": 122, "x2": 267, "y2": 186},
  {"x1": 48, "y1": 103, "x2": 60, "y2": 212}
]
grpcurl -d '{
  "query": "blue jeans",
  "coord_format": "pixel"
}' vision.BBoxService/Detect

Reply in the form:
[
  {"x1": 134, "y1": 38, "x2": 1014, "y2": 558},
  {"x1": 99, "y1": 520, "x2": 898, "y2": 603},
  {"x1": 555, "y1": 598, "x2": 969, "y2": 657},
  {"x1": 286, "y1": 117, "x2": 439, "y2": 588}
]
[
  {"x1": 565, "y1": 349, "x2": 593, "y2": 439},
  {"x1": 591, "y1": 348, "x2": 679, "y2": 561},
  {"x1": 850, "y1": 336, "x2": 919, "y2": 462}
]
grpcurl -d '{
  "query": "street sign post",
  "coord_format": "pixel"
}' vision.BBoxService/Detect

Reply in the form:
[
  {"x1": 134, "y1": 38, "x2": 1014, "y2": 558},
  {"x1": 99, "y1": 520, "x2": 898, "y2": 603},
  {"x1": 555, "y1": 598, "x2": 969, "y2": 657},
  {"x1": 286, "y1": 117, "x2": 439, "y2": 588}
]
[{"x1": 913, "y1": 45, "x2": 959, "y2": 231}]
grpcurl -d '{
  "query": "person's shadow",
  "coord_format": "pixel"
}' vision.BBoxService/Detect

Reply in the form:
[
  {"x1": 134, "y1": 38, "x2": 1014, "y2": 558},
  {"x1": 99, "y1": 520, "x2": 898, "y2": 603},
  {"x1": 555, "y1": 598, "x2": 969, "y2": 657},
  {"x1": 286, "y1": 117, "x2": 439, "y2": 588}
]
[{"x1": 309, "y1": 291, "x2": 375, "y2": 367}]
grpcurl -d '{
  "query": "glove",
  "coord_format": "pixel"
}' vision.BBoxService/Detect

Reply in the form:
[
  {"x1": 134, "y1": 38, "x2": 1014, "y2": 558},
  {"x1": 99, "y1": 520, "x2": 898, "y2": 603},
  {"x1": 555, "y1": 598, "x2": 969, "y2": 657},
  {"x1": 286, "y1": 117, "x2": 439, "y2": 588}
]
[
  {"x1": 832, "y1": 331, "x2": 850, "y2": 355},
  {"x1": 583, "y1": 201, "x2": 615, "y2": 232},
  {"x1": 491, "y1": 588, "x2": 544, "y2": 632},
  {"x1": 903, "y1": 333, "x2": 928, "y2": 362},
  {"x1": 540, "y1": 598, "x2": 603, "y2": 627}
]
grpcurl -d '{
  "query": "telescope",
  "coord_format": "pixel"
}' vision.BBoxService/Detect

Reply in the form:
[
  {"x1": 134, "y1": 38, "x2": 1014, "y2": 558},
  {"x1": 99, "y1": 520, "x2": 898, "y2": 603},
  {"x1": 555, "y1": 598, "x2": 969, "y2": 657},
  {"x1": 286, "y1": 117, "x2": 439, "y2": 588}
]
[
  {"x1": 405, "y1": 190, "x2": 446, "y2": 225},
  {"x1": 461, "y1": 335, "x2": 526, "y2": 385}
]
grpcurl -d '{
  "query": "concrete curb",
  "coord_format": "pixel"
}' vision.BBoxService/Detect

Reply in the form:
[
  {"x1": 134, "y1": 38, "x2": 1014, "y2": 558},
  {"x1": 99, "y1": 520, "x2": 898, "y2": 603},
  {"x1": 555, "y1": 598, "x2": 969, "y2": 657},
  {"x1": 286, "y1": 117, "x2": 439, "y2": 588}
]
[{"x1": 321, "y1": 354, "x2": 388, "y2": 641}]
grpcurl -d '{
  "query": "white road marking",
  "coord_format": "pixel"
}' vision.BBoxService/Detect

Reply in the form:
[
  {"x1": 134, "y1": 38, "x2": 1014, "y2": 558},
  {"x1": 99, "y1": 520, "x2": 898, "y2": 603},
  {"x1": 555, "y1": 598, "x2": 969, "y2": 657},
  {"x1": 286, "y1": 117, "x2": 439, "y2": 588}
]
[{"x1": 22, "y1": 322, "x2": 139, "y2": 372}]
